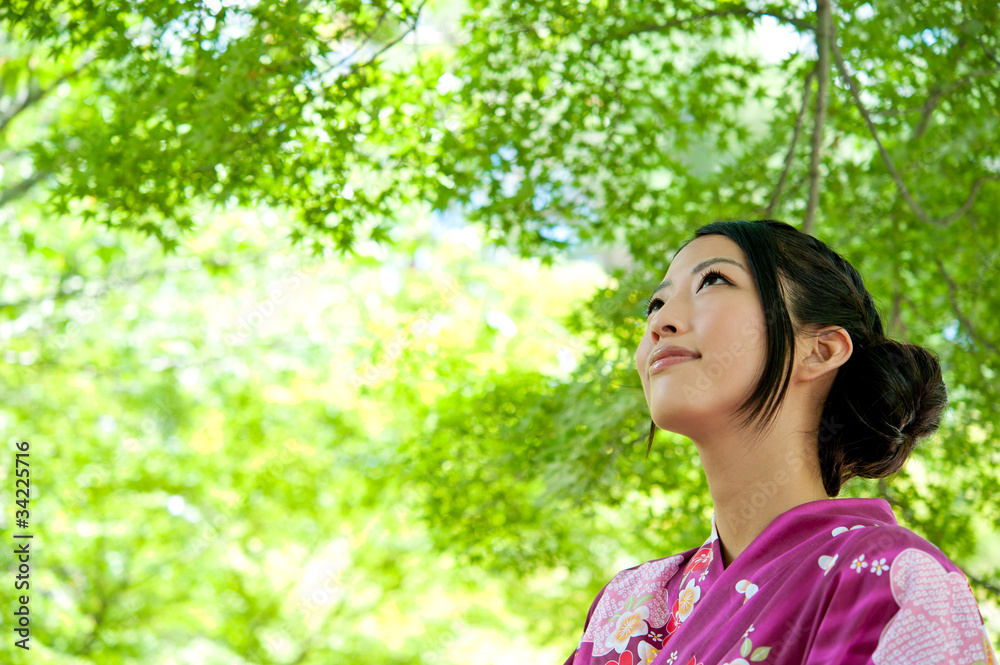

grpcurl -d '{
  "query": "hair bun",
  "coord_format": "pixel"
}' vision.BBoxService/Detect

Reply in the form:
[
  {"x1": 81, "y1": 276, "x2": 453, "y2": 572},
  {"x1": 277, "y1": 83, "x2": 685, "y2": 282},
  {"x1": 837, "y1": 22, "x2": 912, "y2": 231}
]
[
  {"x1": 868, "y1": 339, "x2": 947, "y2": 440},
  {"x1": 821, "y1": 338, "x2": 948, "y2": 494}
]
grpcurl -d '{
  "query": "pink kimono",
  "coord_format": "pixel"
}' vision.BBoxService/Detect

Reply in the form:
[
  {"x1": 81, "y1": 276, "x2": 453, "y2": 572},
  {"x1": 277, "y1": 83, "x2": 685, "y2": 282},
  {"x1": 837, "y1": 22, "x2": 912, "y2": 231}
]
[{"x1": 565, "y1": 498, "x2": 998, "y2": 665}]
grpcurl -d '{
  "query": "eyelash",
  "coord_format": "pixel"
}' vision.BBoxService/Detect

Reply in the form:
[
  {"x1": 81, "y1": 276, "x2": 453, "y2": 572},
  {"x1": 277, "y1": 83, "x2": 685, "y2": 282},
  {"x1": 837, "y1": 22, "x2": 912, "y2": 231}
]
[{"x1": 642, "y1": 269, "x2": 731, "y2": 317}]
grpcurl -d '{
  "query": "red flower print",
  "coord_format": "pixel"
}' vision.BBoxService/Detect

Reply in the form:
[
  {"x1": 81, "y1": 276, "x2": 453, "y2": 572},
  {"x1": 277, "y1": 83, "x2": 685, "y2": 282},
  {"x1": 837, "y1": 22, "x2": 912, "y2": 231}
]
[
  {"x1": 666, "y1": 598, "x2": 681, "y2": 634},
  {"x1": 684, "y1": 546, "x2": 713, "y2": 576},
  {"x1": 684, "y1": 656, "x2": 703, "y2": 665},
  {"x1": 610, "y1": 651, "x2": 633, "y2": 665}
]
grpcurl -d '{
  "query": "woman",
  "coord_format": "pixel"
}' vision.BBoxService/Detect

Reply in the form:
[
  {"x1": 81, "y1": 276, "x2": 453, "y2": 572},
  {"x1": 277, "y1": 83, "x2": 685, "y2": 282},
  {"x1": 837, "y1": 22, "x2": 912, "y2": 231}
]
[{"x1": 564, "y1": 220, "x2": 998, "y2": 665}]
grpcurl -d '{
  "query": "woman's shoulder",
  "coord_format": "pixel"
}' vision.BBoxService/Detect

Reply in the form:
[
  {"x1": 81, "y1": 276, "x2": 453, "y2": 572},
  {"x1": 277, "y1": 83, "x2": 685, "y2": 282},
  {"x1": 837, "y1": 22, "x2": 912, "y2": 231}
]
[
  {"x1": 759, "y1": 508, "x2": 997, "y2": 663},
  {"x1": 806, "y1": 520, "x2": 997, "y2": 662},
  {"x1": 819, "y1": 519, "x2": 964, "y2": 578},
  {"x1": 594, "y1": 549, "x2": 694, "y2": 601},
  {"x1": 575, "y1": 547, "x2": 699, "y2": 638}
]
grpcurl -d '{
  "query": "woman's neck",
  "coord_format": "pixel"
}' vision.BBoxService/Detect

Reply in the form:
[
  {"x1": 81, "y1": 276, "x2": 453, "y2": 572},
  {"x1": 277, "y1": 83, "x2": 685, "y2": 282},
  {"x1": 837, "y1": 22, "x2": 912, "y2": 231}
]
[{"x1": 696, "y1": 426, "x2": 829, "y2": 568}]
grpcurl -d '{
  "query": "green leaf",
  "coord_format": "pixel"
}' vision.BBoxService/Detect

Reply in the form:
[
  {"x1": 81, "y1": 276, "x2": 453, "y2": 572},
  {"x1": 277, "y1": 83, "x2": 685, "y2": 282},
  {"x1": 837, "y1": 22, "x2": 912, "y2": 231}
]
[{"x1": 751, "y1": 646, "x2": 772, "y2": 661}]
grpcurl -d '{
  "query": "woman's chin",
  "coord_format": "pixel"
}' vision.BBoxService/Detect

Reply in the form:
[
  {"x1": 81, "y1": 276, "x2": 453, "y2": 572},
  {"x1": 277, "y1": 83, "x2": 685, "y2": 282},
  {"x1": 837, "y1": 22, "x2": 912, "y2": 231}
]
[{"x1": 652, "y1": 399, "x2": 725, "y2": 430}]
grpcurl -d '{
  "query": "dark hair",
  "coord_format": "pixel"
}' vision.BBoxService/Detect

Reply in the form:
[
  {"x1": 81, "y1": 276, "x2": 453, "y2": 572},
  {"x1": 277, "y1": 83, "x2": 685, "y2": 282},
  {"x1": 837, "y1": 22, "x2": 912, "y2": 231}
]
[{"x1": 645, "y1": 219, "x2": 948, "y2": 496}]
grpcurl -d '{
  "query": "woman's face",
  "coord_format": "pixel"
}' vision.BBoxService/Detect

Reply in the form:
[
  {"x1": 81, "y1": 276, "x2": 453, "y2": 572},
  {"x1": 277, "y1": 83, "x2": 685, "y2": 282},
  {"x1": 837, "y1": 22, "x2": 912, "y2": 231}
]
[{"x1": 635, "y1": 234, "x2": 770, "y2": 441}]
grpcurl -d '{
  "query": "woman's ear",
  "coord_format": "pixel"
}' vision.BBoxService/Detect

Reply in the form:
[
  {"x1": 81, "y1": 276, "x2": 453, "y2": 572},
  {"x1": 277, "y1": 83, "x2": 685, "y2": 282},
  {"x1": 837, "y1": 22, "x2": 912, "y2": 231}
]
[{"x1": 797, "y1": 326, "x2": 853, "y2": 382}]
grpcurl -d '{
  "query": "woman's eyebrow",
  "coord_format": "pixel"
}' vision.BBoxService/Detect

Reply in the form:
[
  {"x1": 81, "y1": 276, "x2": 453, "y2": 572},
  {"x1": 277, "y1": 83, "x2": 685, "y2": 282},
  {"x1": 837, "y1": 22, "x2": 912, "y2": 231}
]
[{"x1": 652, "y1": 257, "x2": 748, "y2": 296}]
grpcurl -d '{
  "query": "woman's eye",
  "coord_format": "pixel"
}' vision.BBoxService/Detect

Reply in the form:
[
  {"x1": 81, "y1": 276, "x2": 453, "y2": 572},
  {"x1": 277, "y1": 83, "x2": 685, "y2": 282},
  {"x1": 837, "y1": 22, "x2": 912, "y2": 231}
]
[
  {"x1": 699, "y1": 269, "x2": 730, "y2": 290},
  {"x1": 642, "y1": 270, "x2": 731, "y2": 317}
]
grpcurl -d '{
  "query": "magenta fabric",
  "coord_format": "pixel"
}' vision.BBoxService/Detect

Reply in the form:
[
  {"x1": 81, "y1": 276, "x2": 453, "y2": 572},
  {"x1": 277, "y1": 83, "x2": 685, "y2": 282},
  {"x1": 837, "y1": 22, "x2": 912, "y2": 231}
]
[{"x1": 564, "y1": 498, "x2": 998, "y2": 665}]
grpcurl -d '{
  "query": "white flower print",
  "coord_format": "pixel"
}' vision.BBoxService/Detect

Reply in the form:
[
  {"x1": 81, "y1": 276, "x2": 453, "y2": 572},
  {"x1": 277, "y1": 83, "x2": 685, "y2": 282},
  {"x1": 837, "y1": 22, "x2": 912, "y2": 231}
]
[
  {"x1": 667, "y1": 651, "x2": 678, "y2": 664},
  {"x1": 735, "y1": 579, "x2": 758, "y2": 604},
  {"x1": 818, "y1": 554, "x2": 839, "y2": 576},
  {"x1": 676, "y1": 578, "x2": 702, "y2": 622},
  {"x1": 870, "y1": 557, "x2": 888, "y2": 576},
  {"x1": 581, "y1": 555, "x2": 683, "y2": 658},
  {"x1": 832, "y1": 524, "x2": 868, "y2": 537},
  {"x1": 742, "y1": 624, "x2": 755, "y2": 640},
  {"x1": 606, "y1": 605, "x2": 650, "y2": 654},
  {"x1": 851, "y1": 554, "x2": 869, "y2": 573},
  {"x1": 637, "y1": 641, "x2": 661, "y2": 665}
]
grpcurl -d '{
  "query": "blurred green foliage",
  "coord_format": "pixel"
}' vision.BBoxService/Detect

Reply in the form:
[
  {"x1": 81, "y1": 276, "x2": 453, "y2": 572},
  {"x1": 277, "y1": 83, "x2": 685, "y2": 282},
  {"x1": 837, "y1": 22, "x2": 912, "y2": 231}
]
[{"x1": 1, "y1": 0, "x2": 999, "y2": 662}]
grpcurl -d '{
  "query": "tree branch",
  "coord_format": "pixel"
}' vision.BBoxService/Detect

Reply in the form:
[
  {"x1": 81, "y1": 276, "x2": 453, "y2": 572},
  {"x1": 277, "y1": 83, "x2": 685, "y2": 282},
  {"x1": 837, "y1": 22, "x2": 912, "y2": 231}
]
[
  {"x1": 0, "y1": 170, "x2": 51, "y2": 209},
  {"x1": 590, "y1": 8, "x2": 813, "y2": 48},
  {"x1": 832, "y1": 41, "x2": 1000, "y2": 226},
  {"x1": 912, "y1": 66, "x2": 999, "y2": 140},
  {"x1": 0, "y1": 52, "x2": 97, "y2": 139},
  {"x1": 868, "y1": 62, "x2": 998, "y2": 122},
  {"x1": 803, "y1": 0, "x2": 831, "y2": 234},
  {"x1": 889, "y1": 289, "x2": 907, "y2": 338},
  {"x1": 360, "y1": 0, "x2": 428, "y2": 64},
  {"x1": 765, "y1": 68, "x2": 815, "y2": 217},
  {"x1": 317, "y1": 7, "x2": 396, "y2": 73},
  {"x1": 933, "y1": 256, "x2": 1000, "y2": 355},
  {"x1": 0, "y1": 266, "x2": 158, "y2": 313},
  {"x1": 881, "y1": 484, "x2": 999, "y2": 602},
  {"x1": 0, "y1": 248, "x2": 274, "y2": 315},
  {"x1": 966, "y1": 572, "x2": 1000, "y2": 600},
  {"x1": 312, "y1": 0, "x2": 429, "y2": 82},
  {"x1": 76, "y1": 534, "x2": 127, "y2": 656},
  {"x1": 973, "y1": 35, "x2": 1000, "y2": 68}
]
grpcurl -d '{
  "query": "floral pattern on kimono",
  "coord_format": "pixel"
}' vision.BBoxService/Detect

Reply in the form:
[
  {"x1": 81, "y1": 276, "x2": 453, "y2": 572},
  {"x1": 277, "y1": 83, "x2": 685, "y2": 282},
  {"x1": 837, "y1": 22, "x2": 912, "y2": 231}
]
[
  {"x1": 564, "y1": 498, "x2": 999, "y2": 665},
  {"x1": 571, "y1": 530, "x2": 721, "y2": 665},
  {"x1": 872, "y1": 548, "x2": 995, "y2": 664}
]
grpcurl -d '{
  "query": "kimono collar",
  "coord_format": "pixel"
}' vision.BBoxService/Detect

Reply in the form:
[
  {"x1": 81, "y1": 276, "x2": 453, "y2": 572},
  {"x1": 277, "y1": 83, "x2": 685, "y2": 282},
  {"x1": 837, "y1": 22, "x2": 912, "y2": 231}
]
[{"x1": 707, "y1": 497, "x2": 898, "y2": 571}]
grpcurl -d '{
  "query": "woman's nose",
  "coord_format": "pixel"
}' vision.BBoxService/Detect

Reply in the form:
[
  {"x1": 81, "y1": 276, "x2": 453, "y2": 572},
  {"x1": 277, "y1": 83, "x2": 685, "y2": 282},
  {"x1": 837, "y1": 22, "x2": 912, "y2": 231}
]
[
  {"x1": 652, "y1": 323, "x2": 677, "y2": 340},
  {"x1": 649, "y1": 301, "x2": 686, "y2": 341}
]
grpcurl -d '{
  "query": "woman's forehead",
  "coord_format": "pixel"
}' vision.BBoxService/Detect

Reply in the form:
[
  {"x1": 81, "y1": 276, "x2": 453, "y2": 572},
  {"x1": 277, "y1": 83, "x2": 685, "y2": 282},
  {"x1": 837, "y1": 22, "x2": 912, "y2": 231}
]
[
  {"x1": 663, "y1": 236, "x2": 748, "y2": 280},
  {"x1": 671, "y1": 234, "x2": 743, "y2": 262}
]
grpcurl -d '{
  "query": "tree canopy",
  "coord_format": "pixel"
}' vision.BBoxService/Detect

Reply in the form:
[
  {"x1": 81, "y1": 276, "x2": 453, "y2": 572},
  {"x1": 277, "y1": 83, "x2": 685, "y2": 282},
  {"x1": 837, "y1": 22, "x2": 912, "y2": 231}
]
[{"x1": 1, "y1": 0, "x2": 999, "y2": 662}]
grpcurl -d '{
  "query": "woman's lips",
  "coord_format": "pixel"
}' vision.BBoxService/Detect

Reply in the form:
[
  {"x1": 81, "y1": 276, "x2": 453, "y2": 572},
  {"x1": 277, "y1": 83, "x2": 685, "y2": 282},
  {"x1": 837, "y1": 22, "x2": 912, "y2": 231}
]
[{"x1": 649, "y1": 355, "x2": 697, "y2": 375}]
